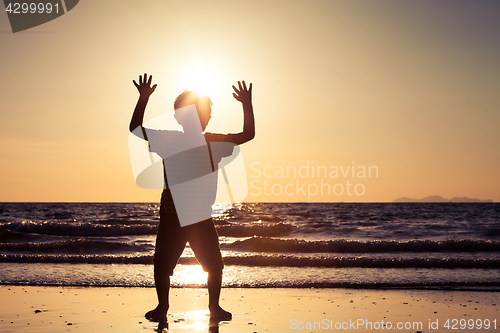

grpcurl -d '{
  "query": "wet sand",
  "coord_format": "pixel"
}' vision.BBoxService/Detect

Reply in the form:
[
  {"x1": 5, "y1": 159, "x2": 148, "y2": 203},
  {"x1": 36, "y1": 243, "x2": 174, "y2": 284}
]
[{"x1": 0, "y1": 285, "x2": 498, "y2": 332}]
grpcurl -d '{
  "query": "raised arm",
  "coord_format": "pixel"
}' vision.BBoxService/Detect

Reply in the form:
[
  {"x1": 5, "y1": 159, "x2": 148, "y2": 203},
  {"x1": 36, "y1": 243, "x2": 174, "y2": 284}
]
[
  {"x1": 207, "y1": 81, "x2": 255, "y2": 145},
  {"x1": 129, "y1": 73, "x2": 157, "y2": 135},
  {"x1": 233, "y1": 81, "x2": 255, "y2": 144}
]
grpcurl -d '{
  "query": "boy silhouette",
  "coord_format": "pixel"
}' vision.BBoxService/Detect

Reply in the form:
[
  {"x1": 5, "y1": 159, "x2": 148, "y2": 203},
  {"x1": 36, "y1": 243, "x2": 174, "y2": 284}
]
[{"x1": 129, "y1": 74, "x2": 255, "y2": 330}]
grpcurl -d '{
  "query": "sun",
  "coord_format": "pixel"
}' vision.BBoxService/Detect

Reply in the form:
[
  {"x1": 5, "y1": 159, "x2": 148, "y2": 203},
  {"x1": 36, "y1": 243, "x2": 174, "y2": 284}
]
[{"x1": 181, "y1": 62, "x2": 221, "y2": 99}]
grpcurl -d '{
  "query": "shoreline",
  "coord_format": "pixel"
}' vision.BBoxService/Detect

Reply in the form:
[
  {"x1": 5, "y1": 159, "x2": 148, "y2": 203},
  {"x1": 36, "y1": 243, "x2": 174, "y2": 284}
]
[
  {"x1": 1, "y1": 283, "x2": 500, "y2": 292},
  {"x1": 1, "y1": 285, "x2": 498, "y2": 332}
]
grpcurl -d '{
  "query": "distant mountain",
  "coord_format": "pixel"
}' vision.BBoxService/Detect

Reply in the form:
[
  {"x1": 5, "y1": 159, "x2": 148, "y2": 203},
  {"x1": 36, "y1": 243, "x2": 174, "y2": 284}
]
[
  {"x1": 392, "y1": 197, "x2": 420, "y2": 203},
  {"x1": 450, "y1": 197, "x2": 494, "y2": 203},
  {"x1": 393, "y1": 195, "x2": 493, "y2": 203}
]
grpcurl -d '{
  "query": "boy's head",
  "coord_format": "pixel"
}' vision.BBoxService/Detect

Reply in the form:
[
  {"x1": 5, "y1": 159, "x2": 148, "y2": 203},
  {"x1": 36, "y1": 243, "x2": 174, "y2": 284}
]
[{"x1": 174, "y1": 90, "x2": 213, "y2": 131}]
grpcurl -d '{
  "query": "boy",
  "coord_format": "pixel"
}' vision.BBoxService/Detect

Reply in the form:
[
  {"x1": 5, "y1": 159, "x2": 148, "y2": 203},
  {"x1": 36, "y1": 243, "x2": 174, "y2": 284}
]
[{"x1": 129, "y1": 73, "x2": 255, "y2": 330}]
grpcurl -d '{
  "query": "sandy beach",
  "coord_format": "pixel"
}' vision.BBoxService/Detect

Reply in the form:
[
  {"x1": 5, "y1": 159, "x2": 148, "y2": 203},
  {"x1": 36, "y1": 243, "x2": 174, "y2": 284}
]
[{"x1": 0, "y1": 285, "x2": 498, "y2": 332}]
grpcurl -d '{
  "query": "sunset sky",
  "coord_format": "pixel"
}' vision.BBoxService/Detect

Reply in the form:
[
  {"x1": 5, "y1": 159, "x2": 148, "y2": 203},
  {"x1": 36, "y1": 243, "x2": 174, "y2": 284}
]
[{"x1": 1, "y1": 0, "x2": 499, "y2": 202}]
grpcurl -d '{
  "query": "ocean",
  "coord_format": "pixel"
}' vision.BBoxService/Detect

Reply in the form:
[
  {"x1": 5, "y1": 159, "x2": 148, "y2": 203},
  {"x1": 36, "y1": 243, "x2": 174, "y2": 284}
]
[{"x1": 0, "y1": 202, "x2": 499, "y2": 291}]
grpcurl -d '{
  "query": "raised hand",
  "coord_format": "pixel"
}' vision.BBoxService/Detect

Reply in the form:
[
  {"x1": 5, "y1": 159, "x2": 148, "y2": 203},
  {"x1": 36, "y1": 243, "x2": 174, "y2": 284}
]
[
  {"x1": 232, "y1": 81, "x2": 252, "y2": 105},
  {"x1": 133, "y1": 73, "x2": 157, "y2": 97}
]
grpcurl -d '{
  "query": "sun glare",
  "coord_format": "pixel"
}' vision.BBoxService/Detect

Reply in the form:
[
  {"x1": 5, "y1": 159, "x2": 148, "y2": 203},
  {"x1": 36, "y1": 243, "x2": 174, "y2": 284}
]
[
  {"x1": 172, "y1": 265, "x2": 209, "y2": 286},
  {"x1": 171, "y1": 59, "x2": 237, "y2": 133},
  {"x1": 178, "y1": 62, "x2": 223, "y2": 100}
]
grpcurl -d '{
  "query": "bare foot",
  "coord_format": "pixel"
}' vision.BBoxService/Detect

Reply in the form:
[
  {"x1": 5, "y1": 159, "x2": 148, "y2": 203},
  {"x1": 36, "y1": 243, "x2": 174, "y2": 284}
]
[
  {"x1": 145, "y1": 306, "x2": 160, "y2": 322},
  {"x1": 209, "y1": 305, "x2": 232, "y2": 321},
  {"x1": 145, "y1": 306, "x2": 168, "y2": 324}
]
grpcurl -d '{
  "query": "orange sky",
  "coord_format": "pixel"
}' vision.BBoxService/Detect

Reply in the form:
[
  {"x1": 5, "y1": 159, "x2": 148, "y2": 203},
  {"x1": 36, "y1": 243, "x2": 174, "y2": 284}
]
[{"x1": 0, "y1": 0, "x2": 499, "y2": 202}]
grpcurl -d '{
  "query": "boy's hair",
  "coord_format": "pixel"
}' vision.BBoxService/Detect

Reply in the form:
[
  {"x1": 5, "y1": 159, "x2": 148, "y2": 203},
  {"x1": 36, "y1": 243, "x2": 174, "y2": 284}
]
[{"x1": 174, "y1": 90, "x2": 213, "y2": 117}]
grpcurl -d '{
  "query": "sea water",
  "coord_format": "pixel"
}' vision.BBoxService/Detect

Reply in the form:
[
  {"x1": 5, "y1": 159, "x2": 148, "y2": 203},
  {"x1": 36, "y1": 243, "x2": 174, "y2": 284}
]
[{"x1": 1, "y1": 202, "x2": 499, "y2": 290}]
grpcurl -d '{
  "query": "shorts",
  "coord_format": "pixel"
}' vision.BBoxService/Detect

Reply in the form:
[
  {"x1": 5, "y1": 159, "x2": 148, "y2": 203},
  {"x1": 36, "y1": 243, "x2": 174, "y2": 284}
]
[{"x1": 153, "y1": 189, "x2": 224, "y2": 276}]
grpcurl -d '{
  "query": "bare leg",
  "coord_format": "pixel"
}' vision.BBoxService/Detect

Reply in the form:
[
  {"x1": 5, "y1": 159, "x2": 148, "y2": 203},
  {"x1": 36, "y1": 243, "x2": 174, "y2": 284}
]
[
  {"x1": 208, "y1": 271, "x2": 232, "y2": 321},
  {"x1": 156, "y1": 267, "x2": 170, "y2": 329},
  {"x1": 145, "y1": 268, "x2": 169, "y2": 330}
]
